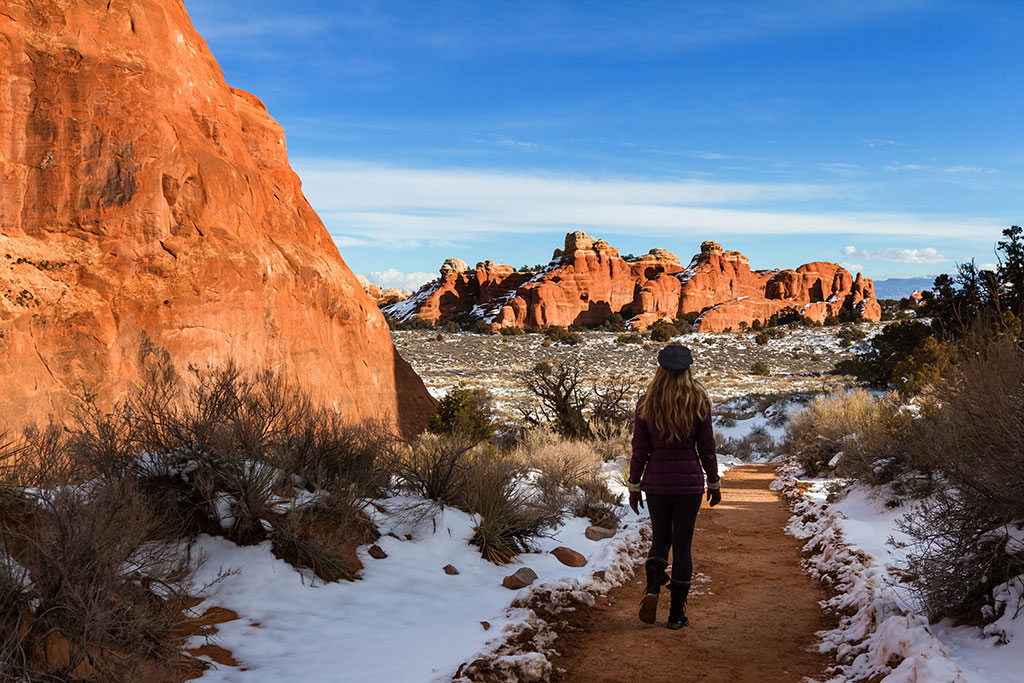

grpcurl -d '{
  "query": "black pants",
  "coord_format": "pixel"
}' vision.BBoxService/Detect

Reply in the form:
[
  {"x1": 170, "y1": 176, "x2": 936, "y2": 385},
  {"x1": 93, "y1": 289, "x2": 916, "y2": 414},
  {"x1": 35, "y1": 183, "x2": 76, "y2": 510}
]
[{"x1": 646, "y1": 492, "x2": 703, "y2": 582}]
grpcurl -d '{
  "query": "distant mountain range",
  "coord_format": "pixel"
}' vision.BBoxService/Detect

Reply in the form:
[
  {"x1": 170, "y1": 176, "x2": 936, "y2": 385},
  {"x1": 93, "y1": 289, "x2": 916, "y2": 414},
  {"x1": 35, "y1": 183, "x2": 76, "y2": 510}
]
[{"x1": 872, "y1": 277, "x2": 937, "y2": 300}]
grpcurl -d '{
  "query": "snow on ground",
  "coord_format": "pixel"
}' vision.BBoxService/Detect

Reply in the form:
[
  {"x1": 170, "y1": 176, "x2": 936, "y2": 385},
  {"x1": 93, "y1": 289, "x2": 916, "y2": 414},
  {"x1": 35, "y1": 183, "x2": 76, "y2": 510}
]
[
  {"x1": 190, "y1": 501, "x2": 644, "y2": 682},
  {"x1": 778, "y1": 469, "x2": 1024, "y2": 682}
]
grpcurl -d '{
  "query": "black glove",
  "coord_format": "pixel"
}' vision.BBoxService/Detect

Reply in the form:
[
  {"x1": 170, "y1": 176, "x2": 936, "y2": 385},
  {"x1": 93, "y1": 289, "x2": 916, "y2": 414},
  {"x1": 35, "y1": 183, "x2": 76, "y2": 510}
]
[
  {"x1": 629, "y1": 491, "x2": 644, "y2": 514},
  {"x1": 707, "y1": 486, "x2": 722, "y2": 508}
]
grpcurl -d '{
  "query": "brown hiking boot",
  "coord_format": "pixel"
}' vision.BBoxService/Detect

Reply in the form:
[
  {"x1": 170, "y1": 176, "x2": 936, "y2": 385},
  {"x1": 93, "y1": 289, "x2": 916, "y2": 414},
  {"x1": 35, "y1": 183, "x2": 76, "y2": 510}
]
[{"x1": 638, "y1": 557, "x2": 668, "y2": 624}]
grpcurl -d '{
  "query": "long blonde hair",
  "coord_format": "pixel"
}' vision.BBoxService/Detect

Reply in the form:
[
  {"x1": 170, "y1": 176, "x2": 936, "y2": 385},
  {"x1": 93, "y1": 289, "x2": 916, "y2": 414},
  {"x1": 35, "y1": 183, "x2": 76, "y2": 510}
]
[{"x1": 639, "y1": 366, "x2": 710, "y2": 442}]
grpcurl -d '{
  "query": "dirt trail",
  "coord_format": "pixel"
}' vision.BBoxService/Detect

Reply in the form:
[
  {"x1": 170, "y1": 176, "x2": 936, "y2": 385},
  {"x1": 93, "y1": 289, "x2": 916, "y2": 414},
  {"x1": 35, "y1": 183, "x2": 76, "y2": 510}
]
[{"x1": 554, "y1": 464, "x2": 829, "y2": 682}]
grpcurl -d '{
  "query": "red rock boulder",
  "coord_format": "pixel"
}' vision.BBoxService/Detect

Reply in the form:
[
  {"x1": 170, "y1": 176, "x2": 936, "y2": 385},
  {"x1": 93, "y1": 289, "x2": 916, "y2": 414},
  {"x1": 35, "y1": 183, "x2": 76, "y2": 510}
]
[{"x1": 0, "y1": 0, "x2": 435, "y2": 436}]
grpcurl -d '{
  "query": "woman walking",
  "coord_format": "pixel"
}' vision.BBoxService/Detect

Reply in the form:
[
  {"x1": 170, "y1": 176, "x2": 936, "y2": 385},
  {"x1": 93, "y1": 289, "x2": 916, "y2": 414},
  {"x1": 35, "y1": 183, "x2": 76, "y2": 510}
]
[{"x1": 628, "y1": 344, "x2": 721, "y2": 629}]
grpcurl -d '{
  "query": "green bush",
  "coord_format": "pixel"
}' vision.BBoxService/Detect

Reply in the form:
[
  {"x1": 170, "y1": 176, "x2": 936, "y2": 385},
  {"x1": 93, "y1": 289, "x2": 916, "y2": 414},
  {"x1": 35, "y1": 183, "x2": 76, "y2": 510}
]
[
  {"x1": 427, "y1": 385, "x2": 497, "y2": 444},
  {"x1": 544, "y1": 326, "x2": 583, "y2": 345},
  {"x1": 750, "y1": 360, "x2": 771, "y2": 375},
  {"x1": 836, "y1": 325, "x2": 867, "y2": 348},
  {"x1": 890, "y1": 336, "x2": 956, "y2": 394},
  {"x1": 833, "y1": 320, "x2": 933, "y2": 388},
  {"x1": 499, "y1": 326, "x2": 524, "y2": 336},
  {"x1": 599, "y1": 313, "x2": 627, "y2": 332},
  {"x1": 649, "y1": 320, "x2": 678, "y2": 342},
  {"x1": 616, "y1": 332, "x2": 644, "y2": 345},
  {"x1": 754, "y1": 327, "x2": 785, "y2": 345}
]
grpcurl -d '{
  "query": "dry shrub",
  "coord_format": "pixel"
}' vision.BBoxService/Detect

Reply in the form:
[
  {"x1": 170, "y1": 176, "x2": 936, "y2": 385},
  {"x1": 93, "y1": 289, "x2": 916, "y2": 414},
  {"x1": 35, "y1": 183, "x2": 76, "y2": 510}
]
[
  {"x1": 463, "y1": 454, "x2": 561, "y2": 564},
  {"x1": 397, "y1": 432, "x2": 478, "y2": 507},
  {"x1": 269, "y1": 506, "x2": 374, "y2": 584},
  {"x1": 718, "y1": 424, "x2": 777, "y2": 462},
  {"x1": 65, "y1": 362, "x2": 400, "y2": 545},
  {"x1": 517, "y1": 429, "x2": 622, "y2": 529},
  {"x1": 897, "y1": 337, "x2": 1024, "y2": 619},
  {"x1": 0, "y1": 482, "x2": 197, "y2": 682},
  {"x1": 589, "y1": 419, "x2": 632, "y2": 463},
  {"x1": 783, "y1": 389, "x2": 880, "y2": 476}
]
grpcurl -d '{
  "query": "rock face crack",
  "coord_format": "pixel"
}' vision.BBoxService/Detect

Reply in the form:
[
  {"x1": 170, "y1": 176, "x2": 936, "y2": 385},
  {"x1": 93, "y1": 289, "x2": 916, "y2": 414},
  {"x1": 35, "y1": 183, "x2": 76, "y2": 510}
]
[{"x1": 100, "y1": 143, "x2": 139, "y2": 207}]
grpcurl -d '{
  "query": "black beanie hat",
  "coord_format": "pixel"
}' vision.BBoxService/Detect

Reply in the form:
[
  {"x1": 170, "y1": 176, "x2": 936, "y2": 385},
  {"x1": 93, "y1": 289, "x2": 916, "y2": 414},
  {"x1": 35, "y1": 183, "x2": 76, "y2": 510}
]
[{"x1": 657, "y1": 344, "x2": 693, "y2": 373}]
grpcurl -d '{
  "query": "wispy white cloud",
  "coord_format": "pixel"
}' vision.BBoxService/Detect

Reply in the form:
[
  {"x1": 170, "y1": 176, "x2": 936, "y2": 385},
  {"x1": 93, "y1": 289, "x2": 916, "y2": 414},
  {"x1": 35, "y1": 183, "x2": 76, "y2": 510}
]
[
  {"x1": 293, "y1": 160, "x2": 1005, "y2": 248},
  {"x1": 819, "y1": 162, "x2": 861, "y2": 176},
  {"x1": 861, "y1": 138, "x2": 900, "y2": 147},
  {"x1": 943, "y1": 165, "x2": 999, "y2": 174},
  {"x1": 840, "y1": 261, "x2": 865, "y2": 273},
  {"x1": 885, "y1": 162, "x2": 925, "y2": 172},
  {"x1": 841, "y1": 246, "x2": 948, "y2": 264},
  {"x1": 468, "y1": 134, "x2": 541, "y2": 150},
  {"x1": 364, "y1": 269, "x2": 436, "y2": 291}
]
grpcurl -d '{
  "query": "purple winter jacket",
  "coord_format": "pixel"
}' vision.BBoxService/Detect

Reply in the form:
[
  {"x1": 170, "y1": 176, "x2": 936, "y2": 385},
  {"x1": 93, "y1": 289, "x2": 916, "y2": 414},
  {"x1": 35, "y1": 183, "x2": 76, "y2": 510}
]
[{"x1": 630, "y1": 404, "x2": 720, "y2": 495}]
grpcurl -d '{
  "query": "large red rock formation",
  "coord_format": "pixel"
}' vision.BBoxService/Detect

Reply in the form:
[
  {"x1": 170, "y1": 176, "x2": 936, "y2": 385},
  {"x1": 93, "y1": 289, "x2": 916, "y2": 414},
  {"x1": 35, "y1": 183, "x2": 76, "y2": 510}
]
[
  {"x1": 387, "y1": 233, "x2": 881, "y2": 333},
  {"x1": 0, "y1": 0, "x2": 434, "y2": 435}
]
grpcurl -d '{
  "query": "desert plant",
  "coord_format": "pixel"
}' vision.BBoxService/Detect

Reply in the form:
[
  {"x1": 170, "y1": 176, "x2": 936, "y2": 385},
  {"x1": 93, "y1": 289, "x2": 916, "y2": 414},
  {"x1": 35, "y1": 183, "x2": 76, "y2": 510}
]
[
  {"x1": 588, "y1": 375, "x2": 638, "y2": 427},
  {"x1": 718, "y1": 425, "x2": 777, "y2": 461},
  {"x1": 464, "y1": 454, "x2": 560, "y2": 564},
  {"x1": 544, "y1": 326, "x2": 583, "y2": 345},
  {"x1": 397, "y1": 432, "x2": 477, "y2": 507},
  {"x1": 517, "y1": 430, "x2": 622, "y2": 529},
  {"x1": 893, "y1": 338, "x2": 1024, "y2": 619},
  {"x1": 783, "y1": 390, "x2": 880, "y2": 476},
  {"x1": 589, "y1": 419, "x2": 633, "y2": 462},
  {"x1": 750, "y1": 360, "x2": 771, "y2": 376},
  {"x1": 754, "y1": 327, "x2": 785, "y2": 345},
  {"x1": 836, "y1": 324, "x2": 868, "y2": 348},
  {"x1": 889, "y1": 336, "x2": 957, "y2": 394},
  {"x1": 615, "y1": 333, "x2": 644, "y2": 345},
  {"x1": 0, "y1": 481, "x2": 199, "y2": 682},
  {"x1": 649, "y1": 320, "x2": 679, "y2": 342},
  {"x1": 518, "y1": 360, "x2": 590, "y2": 439},
  {"x1": 834, "y1": 320, "x2": 934, "y2": 388},
  {"x1": 427, "y1": 385, "x2": 497, "y2": 444}
]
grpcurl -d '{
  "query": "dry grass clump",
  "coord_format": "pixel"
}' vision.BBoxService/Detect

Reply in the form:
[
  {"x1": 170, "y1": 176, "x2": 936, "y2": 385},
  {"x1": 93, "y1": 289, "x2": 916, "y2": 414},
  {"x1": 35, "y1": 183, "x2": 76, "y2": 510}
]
[
  {"x1": 394, "y1": 427, "x2": 624, "y2": 564},
  {"x1": 784, "y1": 389, "x2": 881, "y2": 476},
  {"x1": 516, "y1": 429, "x2": 623, "y2": 530},
  {"x1": 588, "y1": 419, "x2": 632, "y2": 463},
  {"x1": 463, "y1": 453, "x2": 562, "y2": 564},
  {"x1": 397, "y1": 432, "x2": 479, "y2": 507}
]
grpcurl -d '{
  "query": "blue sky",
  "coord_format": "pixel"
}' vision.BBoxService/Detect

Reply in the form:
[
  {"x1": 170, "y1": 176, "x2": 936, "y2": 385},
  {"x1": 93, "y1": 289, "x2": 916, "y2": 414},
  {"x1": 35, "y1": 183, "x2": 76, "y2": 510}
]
[{"x1": 184, "y1": 0, "x2": 1022, "y2": 291}]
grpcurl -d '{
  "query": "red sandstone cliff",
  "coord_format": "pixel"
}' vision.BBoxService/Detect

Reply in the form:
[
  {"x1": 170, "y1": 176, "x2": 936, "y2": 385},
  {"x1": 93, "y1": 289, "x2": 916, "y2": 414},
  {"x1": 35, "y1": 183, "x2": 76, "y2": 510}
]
[
  {"x1": 0, "y1": 0, "x2": 435, "y2": 435},
  {"x1": 386, "y1": 232, "x2": 881, "y2": 333}
]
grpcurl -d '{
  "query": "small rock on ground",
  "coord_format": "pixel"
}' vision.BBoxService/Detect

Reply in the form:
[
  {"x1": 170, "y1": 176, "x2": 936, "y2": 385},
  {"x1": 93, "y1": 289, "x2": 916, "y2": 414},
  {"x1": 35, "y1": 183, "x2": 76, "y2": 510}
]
[
  {"x1": 551, "y1": 546, "x2": 587, "y2": 567},
  {"x1": 502, "y1": 567, "x2": 539, "y2": 589},
  {"x1": 368, "y1": 544, "x2": 387, "y2": 559},
  {"x1": 443, "y1": 564, "x2": 460, "y2": 575},
  {"x1": 585, "y1": 525, "x2": 616, "y2": 541}
]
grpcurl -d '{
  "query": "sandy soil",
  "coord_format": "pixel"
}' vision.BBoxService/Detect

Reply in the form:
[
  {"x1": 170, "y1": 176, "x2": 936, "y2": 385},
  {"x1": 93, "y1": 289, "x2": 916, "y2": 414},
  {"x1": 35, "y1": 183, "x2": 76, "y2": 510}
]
[{"x1": 552, "y1": 464, "x2": 829, "y2": 683}]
